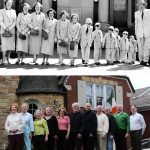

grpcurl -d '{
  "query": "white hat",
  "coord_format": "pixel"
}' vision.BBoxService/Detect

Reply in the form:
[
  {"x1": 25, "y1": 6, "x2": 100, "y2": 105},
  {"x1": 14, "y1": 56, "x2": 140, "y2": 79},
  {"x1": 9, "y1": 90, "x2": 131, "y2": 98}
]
[
  {"x1": 95, "y1": 22, "x2": 101, "y2": 26},
  {"x1": 108, "y1": 26, "x2": 114, "y2": 30},
  {"x1": 123, "y1": 31, "x2": 128, "y2": 35},
  {"x1": 85, "y1": 18, "x2": 92, "y2": 24}
]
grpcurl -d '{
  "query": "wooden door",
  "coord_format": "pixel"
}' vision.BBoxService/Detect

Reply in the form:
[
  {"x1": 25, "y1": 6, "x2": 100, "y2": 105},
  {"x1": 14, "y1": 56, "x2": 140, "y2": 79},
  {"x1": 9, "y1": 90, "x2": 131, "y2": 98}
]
[{"x1": 113, "y1": 0, "x2": 127, "y2": 27}]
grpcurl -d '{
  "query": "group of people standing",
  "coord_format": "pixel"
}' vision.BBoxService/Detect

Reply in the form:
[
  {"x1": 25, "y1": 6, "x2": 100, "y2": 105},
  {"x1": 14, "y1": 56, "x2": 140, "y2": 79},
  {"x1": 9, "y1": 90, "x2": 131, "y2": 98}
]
[
  {"x1": 1, "y1": 0, "x2": 150, "y2": 67},
  {"x1": 5, "y1": 102, "x2": 146, "y2": 150}
]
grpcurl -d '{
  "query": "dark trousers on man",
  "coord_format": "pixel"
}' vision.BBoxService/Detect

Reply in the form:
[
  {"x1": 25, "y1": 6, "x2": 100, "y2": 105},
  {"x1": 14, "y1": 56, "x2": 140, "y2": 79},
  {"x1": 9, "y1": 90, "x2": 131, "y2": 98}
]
[
  {"x1": 69, "y1": 132, "x2": 82, "y2": 150},
  {"x1": 114, "y1": 129, "x2": 127, "y2": 150},
  {"x1": 8, "y1": 133, "x2": 24, "y2": 150},
  {"x1": 83, "y1": 133, "x2": 95, "y2": 150},
  {"x1": 33, "y1": 135, "x2": 46, "y2": 150},
  {"x1": 130, "y1": 130, "x2": 142, "y2": 150}
]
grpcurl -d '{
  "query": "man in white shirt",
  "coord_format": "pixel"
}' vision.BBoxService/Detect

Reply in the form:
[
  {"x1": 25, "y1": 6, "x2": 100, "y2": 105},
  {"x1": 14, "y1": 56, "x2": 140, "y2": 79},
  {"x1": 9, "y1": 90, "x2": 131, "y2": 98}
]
[
  {"x1": 135, "y1": 0, "x2": 150, "y2": 66},
  {"x1": 96, "y1": 105, "x2": 109, "y2": 150},
  {"x1": 130, "y1": 105, "x2": 146, "y2": 150}
]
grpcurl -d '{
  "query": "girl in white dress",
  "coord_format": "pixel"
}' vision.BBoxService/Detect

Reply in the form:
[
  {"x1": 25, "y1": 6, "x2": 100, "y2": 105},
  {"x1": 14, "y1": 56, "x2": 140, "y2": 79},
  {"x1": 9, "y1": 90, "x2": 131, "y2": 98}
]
[
  {"x1": 0, "y1": 0, "x2": 16, "y2": 65},
  {"x1": 16, "y1": 3, "x2": 31, "y2": 65},
  {"x1": 57, "y1": 10, "x2": 70, "y2": 66},
  {"x1": 28, "y1": 2, "x2": 45, "y2": 65},
  {"x1": 41, "y1": 8, "x2": 57, "y2": 65},
  {"x1": 68, "y1": 14, "x2": 81, "y2": 66}
]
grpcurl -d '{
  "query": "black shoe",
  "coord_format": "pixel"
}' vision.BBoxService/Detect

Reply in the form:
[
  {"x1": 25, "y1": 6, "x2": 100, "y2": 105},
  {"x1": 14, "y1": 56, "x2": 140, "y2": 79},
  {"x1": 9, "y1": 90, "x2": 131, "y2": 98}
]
[
  {"x1": 15, "y1": 60, "x2": 20, "y2": 65},
  {"x1": 95, "y1": 62, "x2": 100, "y2": 66},
  {"x1": 140, "y1": 61, "x2": 144, "y2": 65},
  {"x1": 82, "y1": 59, "x2": 85, "y2": 64},
  {"x1": 61, "y1": 63, "x2": 65, "y2": 66},
  {"x1": 70, "y1": 63, "x2": 74, "y2": 66},
  {"x1": 41, "y1": 62, "x2": 45, "y2": 65},
  {"x1": 46, "y1": 62, "x2": 50, "y2": 65},
  {"x1": 34, "y1": 63, "x2": 38, "y2": 65},
  {"x1": 21, "y1": 62, "x2": 25, "y2": 65},
  {"x1": 144, "y1": 62, "x2": 149, "y2": 66},
  {"x1": 110, "y1": 63, "x2": 114, "y2": 65},
  {"x1": 84, "y1": 63, "x2": 88, "y2": 67}
]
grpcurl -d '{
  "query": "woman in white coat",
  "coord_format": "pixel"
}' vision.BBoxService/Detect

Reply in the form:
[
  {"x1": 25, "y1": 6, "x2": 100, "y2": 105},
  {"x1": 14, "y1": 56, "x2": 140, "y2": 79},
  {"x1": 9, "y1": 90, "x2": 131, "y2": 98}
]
[
  {"x1": 0, "y1": 0, "x2": 16, "y2": 65},
  {"x1": 28, "y1": 2, "x2": 45, "y2": 65},
  {"x1": 57, "y1": 10, "x2": 70, "y2": 66},
  {"x1": 68, "y1": 14, "x2": 81, "y2": 66},
  {"x1": 41, "y1": 8, "x2": 57, "y2": 65},
  {"x1": 16, "y1": 3, "x2": 31, "y2": 65}
]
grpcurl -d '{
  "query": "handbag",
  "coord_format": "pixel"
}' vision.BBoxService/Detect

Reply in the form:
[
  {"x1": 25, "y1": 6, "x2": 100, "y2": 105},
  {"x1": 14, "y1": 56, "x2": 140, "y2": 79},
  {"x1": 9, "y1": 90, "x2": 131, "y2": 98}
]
[
  {"x1": 19, "y1": 33, "x2": 26, "y2": 40},
  {"x1": 42, "y1": 29, "x2": 48, "y2": 40},
  {"x1": 30, "y1": 29, "x2": 39, "y2": 36},
  {"x1": 70, "y1": 41, "x2": 75, "y2": 50},
  {"x1": 2, "y1": 31, "x2": 13, "y2": 37},
  {"x1": 59, "y1": 41, "x2": 68, "y2": 47}
]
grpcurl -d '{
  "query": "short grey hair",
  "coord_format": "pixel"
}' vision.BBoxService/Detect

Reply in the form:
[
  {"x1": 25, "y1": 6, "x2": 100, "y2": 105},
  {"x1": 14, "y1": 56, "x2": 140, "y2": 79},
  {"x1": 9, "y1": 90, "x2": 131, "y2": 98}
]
[
  {"x1": 72, "y1": 102, "x2": 80, "y2": 109},
  {"x1": 34, "y1": 109, "x2": 41, "y2": 118}
]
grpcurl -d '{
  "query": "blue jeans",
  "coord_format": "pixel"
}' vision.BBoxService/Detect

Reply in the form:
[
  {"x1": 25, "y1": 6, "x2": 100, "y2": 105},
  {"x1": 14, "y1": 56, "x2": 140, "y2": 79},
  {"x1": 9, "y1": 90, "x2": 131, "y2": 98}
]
[{"x1": 107, "y1": 135, "x2": 113, "y2": 150}]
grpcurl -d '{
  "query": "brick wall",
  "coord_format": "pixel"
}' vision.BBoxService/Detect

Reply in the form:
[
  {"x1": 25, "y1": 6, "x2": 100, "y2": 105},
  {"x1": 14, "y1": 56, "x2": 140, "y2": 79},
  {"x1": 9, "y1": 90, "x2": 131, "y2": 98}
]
[{"x1": 66, "y1": 76, "x2": 132, "y2": 114}]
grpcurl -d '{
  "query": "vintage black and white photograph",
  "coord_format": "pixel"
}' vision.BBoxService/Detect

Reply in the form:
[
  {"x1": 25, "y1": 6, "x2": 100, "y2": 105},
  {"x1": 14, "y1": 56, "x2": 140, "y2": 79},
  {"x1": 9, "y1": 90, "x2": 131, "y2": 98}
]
[{"x1": 0, "y1": 0, "x2": 150, "y2": 75}]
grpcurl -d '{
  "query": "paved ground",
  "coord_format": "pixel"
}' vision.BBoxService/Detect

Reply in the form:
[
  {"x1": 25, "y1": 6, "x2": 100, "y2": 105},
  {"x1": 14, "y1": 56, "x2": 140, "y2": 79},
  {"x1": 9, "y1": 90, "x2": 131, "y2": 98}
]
[{"x1": 0, "y1": 49, "x2": 150, "y2": 89}]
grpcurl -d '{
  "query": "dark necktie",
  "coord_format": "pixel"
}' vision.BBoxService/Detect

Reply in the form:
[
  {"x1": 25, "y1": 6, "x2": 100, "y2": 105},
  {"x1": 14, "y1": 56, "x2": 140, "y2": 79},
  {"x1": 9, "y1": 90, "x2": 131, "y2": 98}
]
[
  {"x1": 86, "y1": 27, "x2": 89, "y2": 34},
  {"x1": 142, "y1": 11, "x2": 144, "y2": 20},
  {"x1": 110, "y1": 34, "x2": 112, "y2": 38}
]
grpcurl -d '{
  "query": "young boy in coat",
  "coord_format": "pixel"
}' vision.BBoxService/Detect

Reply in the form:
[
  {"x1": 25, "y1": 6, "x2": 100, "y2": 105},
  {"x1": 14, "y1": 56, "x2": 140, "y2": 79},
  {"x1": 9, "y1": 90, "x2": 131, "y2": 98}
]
[
  {"x1": 91, "y1": 22, "x2": 103, "y2": 65},
  {"x1": 80, "y1": 18, "x2": 93, "y2": 66},
  {"x1": 102, "y1": 26, "x2": 117, "y2": 65},
  {"x1": 120, "y1": 31, "x2": 129, "y2": 63},
  {"x1": 128, "y1": 35, "x2": 137, "y2": 64}
]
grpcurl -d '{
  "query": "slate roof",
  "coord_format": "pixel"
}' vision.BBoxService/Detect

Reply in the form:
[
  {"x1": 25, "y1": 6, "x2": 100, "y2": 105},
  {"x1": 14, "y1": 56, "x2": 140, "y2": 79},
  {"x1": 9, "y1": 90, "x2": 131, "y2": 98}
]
[
  {"x1": 131, "y1": 87, "x2": 150, "y2": 111},
  {"x1": 16, "y1": 76, "x2": 67, "y2": 95}
]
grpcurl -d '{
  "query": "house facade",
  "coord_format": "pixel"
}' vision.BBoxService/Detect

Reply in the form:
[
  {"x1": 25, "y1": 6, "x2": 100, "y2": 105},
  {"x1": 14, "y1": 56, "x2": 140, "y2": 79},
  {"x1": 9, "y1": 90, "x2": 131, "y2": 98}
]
[{"x1": 0, "y1": 75, "x2": 134, "y2": 149}]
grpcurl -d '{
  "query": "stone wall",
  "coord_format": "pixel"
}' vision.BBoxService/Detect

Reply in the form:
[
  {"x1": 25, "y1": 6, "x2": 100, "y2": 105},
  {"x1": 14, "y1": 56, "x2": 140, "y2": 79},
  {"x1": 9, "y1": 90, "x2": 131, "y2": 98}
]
[
  {"x1": 0, "y1": 76, "x2": 19, "y2": 150},
  {"x1": 17, "y1": 94, "x2": 64, "y2": 114}
]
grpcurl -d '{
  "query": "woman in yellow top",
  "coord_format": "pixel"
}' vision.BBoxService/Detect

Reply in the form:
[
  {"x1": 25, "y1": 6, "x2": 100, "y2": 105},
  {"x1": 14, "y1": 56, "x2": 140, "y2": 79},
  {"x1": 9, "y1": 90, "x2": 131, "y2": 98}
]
[{"x1": 33, "y1": 109, "x2": 49, "y2": 150}]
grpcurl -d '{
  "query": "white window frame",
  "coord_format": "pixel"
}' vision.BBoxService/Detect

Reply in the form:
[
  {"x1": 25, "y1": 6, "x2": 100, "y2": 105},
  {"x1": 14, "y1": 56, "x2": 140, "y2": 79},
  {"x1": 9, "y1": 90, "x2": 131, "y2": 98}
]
[
  {"x1": 25, "y1": 99, "x2": 42, "y2": 115},
  {"x1": 85, "y1": 83, "x2": 115, "y2": 108}
]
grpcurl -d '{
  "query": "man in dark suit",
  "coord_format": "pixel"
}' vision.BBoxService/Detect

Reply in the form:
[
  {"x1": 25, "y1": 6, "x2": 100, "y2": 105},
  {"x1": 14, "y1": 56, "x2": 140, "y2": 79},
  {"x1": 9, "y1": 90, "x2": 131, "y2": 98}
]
[{"x1": 82, "y1": 103, "x2": 97, "y2": 150}]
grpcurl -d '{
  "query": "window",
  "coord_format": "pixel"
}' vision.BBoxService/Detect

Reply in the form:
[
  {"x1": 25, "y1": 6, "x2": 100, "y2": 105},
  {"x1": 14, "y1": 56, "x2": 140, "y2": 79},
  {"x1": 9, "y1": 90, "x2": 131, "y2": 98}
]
[
  {"x1": 26, "y1": 99, "x2": 41, "y2": 116},
  {"x1": 85, "y1": 83, "x2": 115, "y2": 108}
]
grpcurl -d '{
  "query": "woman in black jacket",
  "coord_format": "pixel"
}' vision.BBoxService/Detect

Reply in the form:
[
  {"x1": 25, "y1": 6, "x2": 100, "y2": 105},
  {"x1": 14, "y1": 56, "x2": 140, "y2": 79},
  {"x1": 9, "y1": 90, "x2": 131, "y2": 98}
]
[{"x1": 44, "y1": 107, "x2": 59, "y2": 150}]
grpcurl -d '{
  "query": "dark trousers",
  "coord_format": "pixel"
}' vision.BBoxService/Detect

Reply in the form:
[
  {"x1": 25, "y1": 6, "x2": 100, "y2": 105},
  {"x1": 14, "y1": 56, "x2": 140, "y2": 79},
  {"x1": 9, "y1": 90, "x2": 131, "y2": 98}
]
[
  {"x1": 130, "y1": 130, "x2": 142, "y2": 150},
  {"x1": 33, "y1": 135, "x2": 46, "y2": 150},
  {"x1": 46, "y1": 134, "x2": 56, "y2": 150},
  {"x1": 114, "y1": 129, "x2": 127, "y2": 150},
  {"x1": 83, "y1": 134, "x2": 95, "y2": 150},
  {"x1": 57, "y1": 130, "x2": 68, "y2": 150},
  {"x1": 8, "y1": 133, "x2": 24, "y2": 150},
  {"x1": 69, "y1": 132, "x2": 82, "y2": 150}
]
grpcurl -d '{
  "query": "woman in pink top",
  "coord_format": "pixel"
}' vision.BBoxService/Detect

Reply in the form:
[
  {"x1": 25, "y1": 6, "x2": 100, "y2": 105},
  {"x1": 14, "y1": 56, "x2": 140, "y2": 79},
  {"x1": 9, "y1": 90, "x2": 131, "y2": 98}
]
[{"x1": 57, "y1": 107, "x2": 70, "y2": 150}]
